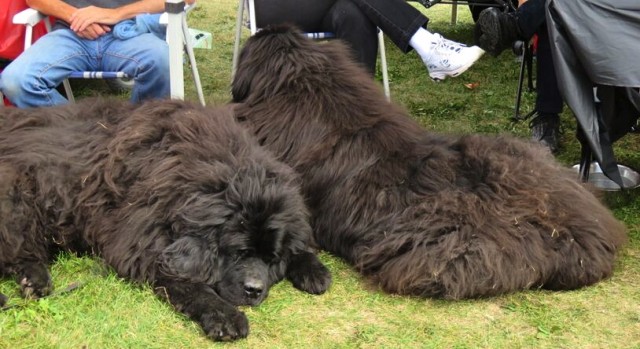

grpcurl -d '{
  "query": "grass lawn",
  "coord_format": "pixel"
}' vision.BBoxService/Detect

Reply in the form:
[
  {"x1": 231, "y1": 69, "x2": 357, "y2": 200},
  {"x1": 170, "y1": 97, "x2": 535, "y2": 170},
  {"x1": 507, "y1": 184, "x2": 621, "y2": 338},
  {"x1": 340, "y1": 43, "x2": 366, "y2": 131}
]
[{"x1": 1, "y1": 1, "x2": 639, "y2": 348}]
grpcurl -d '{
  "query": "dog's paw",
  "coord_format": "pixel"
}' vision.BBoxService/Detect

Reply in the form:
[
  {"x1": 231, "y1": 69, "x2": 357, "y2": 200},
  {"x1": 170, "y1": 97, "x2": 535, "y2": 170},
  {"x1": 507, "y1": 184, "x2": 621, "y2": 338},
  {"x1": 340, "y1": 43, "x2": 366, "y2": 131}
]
[
  {"x1": 200, "y1": 308, "x2": 249, "y2": 341},
  {"x1": 0, "y1": 293, "x2": 7, "y2": 307},
  {"x1": 287, "y1": 252, "x2": 332, "y2": 294},
  {"x1": 17, "y1": 263, "x2": 53, "y2": 299}
]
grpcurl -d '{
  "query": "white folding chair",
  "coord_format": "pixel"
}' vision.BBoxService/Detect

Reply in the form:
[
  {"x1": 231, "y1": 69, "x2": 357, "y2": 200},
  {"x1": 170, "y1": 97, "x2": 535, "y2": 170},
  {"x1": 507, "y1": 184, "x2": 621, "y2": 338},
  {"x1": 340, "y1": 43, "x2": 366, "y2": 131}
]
[
  {"x1": 231, "y1": 0, "x2": 391, "y2": 100},
  {"x1": 10, "y1": 0, "x2": 205, "y2": 105}
]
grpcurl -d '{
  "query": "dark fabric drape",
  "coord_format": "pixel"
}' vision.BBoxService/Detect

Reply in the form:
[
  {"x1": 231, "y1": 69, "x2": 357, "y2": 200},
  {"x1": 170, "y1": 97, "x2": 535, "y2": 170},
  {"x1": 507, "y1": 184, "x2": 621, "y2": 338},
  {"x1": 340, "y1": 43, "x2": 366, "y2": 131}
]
[{"x1": 546, "y1": 0, "x2": 640, "y2": 188}]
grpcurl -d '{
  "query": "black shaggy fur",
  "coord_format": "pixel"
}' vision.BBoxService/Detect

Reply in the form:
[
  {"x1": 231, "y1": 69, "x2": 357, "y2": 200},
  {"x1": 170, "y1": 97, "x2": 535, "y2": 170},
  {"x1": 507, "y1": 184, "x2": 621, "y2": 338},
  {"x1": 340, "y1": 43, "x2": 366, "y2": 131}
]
[
  {"x1": 232, "y1": 25, "x2": 627, "y2": 299},
  {"x1": 0, "y1": 98, "x2": 331, "y2": 340}
]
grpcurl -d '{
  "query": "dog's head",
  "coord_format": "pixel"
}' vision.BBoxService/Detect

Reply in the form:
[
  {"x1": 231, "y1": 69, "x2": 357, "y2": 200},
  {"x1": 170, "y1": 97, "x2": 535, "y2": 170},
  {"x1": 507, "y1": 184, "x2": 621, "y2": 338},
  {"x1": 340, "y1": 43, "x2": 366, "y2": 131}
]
[
  {"x1": 232, "y1": 24, "x2": 381, "y2": 105},
  {"x1": 117, "y1": 105, "x2": 317, "y2": 307},
  {"x1": 159, "y1": 159, "x2": 311, "y2": 306},
  {"x1": 212, "y1": 161, "x2": 313, "y2": 306}
]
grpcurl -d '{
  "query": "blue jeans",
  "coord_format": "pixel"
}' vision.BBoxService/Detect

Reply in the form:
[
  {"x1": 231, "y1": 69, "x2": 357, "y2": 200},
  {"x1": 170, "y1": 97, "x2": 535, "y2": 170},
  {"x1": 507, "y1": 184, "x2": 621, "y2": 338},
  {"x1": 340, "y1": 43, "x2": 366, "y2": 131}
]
[{"x1": 0, "y1": 29, "x2": 169, "y2": 107}]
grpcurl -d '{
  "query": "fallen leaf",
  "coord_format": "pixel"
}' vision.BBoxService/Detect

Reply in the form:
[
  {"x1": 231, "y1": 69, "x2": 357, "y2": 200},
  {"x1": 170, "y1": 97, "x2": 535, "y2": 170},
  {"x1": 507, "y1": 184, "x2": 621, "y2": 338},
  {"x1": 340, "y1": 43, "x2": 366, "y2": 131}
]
[{"x1": 465, "y1": 82, "x2": 480, "y2": 90}]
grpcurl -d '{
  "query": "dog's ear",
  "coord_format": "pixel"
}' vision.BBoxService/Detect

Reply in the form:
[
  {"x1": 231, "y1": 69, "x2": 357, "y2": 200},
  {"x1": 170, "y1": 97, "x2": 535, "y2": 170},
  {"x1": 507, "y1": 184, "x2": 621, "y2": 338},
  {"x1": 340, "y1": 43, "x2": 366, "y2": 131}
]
[
  {"x1": 231, "y1": 56, "x2": 251, "y2": 103},
  {"x1": 159, "y1": 236, "x2": 219, "y2": 282}
]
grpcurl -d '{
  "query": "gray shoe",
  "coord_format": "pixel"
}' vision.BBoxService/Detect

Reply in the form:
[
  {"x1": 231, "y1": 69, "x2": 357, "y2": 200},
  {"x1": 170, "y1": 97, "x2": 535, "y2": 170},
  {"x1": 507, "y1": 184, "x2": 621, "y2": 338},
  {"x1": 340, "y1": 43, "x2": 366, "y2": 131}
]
[
  {"x1": 530, "y1": 113, "x2": 561, "y2": 153},
  {"x1": 474, "y1": 7, "x2": 520, "y2": 57}
]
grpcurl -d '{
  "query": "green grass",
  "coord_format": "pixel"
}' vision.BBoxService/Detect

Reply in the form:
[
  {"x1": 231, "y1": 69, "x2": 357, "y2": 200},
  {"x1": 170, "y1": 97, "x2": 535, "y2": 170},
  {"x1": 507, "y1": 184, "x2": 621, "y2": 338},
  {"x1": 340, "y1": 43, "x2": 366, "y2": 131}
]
[{"x1": 2, "y1": 1, "x2": 640, "y2": 348}]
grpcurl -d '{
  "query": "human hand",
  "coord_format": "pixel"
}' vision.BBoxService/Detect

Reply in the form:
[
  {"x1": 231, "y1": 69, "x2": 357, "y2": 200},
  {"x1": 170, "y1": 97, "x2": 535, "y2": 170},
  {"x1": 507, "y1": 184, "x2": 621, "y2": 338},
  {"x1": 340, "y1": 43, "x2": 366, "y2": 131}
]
[
  {"x1": 69, "y1": 6, "x2": 119, "y2": 33},
  {"x1": 518, "y1": 0, "x2": 528, "y2": 6},
  {"x1": 75, "y1": 23, "x2": 112, "y2": 40}
]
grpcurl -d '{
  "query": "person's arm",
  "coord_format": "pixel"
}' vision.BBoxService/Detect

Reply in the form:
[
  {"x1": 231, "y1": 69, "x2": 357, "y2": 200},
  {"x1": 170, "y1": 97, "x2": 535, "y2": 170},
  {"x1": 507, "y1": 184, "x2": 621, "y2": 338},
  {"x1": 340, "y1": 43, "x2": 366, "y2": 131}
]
[
  {"x1": 25, "y1": 0, "x2": 111, "y2": 40},
  {"x1": 26, "y1": 0, "x2": 197, "y2": 39},
  {"x1": 68, "y1": 0, "x2": 197, "y2": 32},
  {"x1": 68, "y1": 0, "x2": 165, "y2": 32},
  {"x1": 26, "y1": 0, "x2": 78, "y2": 23}
]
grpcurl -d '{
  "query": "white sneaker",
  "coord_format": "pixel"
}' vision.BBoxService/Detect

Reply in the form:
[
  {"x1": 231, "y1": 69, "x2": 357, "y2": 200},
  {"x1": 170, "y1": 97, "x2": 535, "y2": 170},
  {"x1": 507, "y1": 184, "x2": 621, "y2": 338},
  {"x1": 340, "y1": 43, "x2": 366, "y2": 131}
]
[{"x1": 423, "y1": 34, "x2": 485, "y2": 81}]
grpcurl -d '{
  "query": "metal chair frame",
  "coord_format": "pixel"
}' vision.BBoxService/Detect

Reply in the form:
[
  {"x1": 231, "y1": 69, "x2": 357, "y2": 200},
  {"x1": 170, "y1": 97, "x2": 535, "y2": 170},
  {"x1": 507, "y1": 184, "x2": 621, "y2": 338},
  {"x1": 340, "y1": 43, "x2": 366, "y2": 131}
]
[{"x1": 512, "y1": 40, "x2": 536, "y2": 121}]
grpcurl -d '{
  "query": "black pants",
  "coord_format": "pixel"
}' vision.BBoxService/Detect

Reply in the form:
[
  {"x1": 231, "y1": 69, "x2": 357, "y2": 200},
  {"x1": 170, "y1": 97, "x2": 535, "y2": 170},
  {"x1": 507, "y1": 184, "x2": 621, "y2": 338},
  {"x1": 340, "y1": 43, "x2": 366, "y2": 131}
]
[
  {"x1": 349, "y1": 0, "x2": 428, "y2": 53},
  {"x1": 535, "y1": 25, "x2": 563, "y2": 114},
  {"x1": 253, "y1": 0, "x2": 429, "y2": 74},
  {"x1": 517, "y1": 0, "x2": 563, "y2": 114}
]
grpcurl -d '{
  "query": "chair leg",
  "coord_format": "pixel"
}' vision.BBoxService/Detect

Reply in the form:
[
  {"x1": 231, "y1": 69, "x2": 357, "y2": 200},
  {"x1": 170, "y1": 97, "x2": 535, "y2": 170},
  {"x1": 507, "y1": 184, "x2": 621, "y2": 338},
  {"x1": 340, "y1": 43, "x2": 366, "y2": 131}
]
[
  {"x1": 63, "y1": 79, "x2": 75, "y2": 103},
  {"x1": 181, "y1": 14, "x2": 205, "y2": 106},
  {"x1": 525, "y1": 45, "x2": 534, "y2": 91},
  {"x1": 450, "y1": 0, "x2": 458, "y2": 25},
  {"x1": 377, "y1": 29, "x2": 390, "y2": 101},
  {"x1": 166, "y1": 3, "x2": 185, "y2": 100},
  {"x1": 231, "y1": 0, "x2": 246, "y2": 80},
  {"x1": 513, "y1": 41, "x2": 533, "y2": 120},
  {"x1": 578, "y1": 139, "x2": 593, "y2": 183}
]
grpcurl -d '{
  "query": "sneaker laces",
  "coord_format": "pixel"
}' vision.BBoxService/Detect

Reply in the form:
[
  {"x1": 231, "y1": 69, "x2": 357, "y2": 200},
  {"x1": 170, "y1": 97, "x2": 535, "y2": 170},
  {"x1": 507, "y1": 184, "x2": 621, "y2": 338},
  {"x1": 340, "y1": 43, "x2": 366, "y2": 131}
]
[
  {"x1": 432, "y1": 34, "x2": 470, "y2": 52},
  {"x1": 425, "y1": 34, "x2": 468, "y2": 70}
]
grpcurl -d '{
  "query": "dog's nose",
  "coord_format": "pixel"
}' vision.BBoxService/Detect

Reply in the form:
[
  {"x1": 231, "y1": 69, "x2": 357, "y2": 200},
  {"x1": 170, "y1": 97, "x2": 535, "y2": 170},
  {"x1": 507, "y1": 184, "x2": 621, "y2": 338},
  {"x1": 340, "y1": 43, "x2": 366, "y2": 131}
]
[{"x1": 244, "y1": 279, "x2": 264, "y2": 299}]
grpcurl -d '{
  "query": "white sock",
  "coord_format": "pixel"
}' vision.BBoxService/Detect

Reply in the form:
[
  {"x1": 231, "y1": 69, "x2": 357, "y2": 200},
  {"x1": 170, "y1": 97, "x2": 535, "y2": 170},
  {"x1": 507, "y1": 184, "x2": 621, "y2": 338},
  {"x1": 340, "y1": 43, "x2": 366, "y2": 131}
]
[{"x1": 409, "y1": 27, "x2": 439, "y2": 62}]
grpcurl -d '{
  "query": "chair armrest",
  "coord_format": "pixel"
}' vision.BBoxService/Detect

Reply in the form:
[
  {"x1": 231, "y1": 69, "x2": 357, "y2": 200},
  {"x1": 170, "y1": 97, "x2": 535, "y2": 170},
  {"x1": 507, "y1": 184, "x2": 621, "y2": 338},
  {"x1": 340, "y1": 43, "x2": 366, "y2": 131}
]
[
  {"x1": 159, "y1": 2, "x2": 196, "y2": 25},
  {"x1": 13, "y1": 8, "x2": 47, "y2": 26}
]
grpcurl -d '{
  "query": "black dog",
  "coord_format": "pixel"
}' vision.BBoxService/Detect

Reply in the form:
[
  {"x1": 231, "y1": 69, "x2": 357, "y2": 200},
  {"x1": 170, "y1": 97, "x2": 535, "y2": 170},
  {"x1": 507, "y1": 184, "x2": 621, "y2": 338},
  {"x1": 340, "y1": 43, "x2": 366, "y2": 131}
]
[
  {"x1": 232, "y1": 25, "x2": 626, "y2": 299},
  {"x1": 0, "y1": 98, "x2": 331, "y2": 340}
]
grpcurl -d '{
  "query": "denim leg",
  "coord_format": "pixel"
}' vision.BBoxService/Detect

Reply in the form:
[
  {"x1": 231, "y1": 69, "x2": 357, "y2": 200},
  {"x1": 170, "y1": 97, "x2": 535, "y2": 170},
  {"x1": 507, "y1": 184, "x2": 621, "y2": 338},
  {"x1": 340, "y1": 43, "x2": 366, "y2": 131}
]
[
  {"x1": 349, "y1": 0, "x2": 428, "y2": 53},
  {"x1": 0, "y1": 29, "x2": 97, "y2": 107},
  {"x1": 101, "y1": 33, "x2": 170, "y2": 103},
  {"x1": 323, "y1": 0, "x2": 379, "y2": 75},
  {"x1": 535, "y1": 25, "x2": 563, "y2": 114}
]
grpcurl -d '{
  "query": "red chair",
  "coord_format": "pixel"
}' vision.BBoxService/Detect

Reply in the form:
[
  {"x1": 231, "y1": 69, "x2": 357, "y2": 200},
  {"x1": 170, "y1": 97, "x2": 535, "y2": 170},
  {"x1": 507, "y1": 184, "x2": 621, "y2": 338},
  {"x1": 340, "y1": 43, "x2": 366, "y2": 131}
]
[{"x1": 0, "y1": 0, "x2": 50, "y2": 106}]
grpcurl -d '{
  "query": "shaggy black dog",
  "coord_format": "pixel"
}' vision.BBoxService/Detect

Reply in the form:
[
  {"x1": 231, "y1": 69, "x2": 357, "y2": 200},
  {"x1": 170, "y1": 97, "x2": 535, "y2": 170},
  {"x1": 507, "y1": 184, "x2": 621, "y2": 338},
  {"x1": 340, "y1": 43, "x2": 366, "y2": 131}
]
[
  {"x1": 0, "y1": 98, "x2": 331, "y2": 340},
  {"x1": 232, "y1": 25, "x2": 627, "y2": 299}
]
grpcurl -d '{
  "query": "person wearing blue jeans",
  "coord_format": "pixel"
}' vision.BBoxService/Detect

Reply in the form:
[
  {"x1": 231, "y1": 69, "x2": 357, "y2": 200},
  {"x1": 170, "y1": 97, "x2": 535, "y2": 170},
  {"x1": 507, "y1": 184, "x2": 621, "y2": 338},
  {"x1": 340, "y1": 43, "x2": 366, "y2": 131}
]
[
  {"x1": 0, "y1": 0, "x2": 194, "y2": 108},
  {"x1": 474, "y1": 0, "x2": 563, "y2": 152},
  {"x1": 256, "y1": 0, "x2": 484, "y2": 81}
]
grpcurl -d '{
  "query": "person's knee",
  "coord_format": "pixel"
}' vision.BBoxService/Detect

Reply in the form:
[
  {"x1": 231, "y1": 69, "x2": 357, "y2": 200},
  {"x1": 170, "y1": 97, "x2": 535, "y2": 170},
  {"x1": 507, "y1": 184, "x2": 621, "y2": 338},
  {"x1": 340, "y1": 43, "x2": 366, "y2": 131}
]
[
  {"x1": 134, "y1": 45, "x2": 170, "y2": 93},
  {"x1": 130, "y1": 42, "x2": 171, "y2": 100},
  {"x1": 1, "y1": 64, "x2": 33, "y2": 100},
  {"x1": 328, "y1": 0, "x2": 376, "y2": 35},
  {"x1": 144, "y1": 44, "x2": 170, "y2": 75}
]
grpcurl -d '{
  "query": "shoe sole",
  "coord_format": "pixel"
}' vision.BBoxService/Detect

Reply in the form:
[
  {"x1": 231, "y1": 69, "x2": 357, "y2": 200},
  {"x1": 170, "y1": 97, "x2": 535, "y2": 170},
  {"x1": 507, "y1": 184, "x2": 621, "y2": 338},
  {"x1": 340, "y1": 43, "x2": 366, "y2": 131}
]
[
  {"x1": 476, "y1": 9, "x2": 502, "y2": 57},
  {"x1": 429, "y1": 47, "x2": 485, "y2": 81}
]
